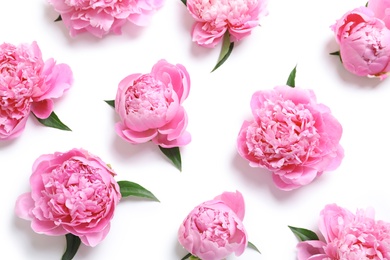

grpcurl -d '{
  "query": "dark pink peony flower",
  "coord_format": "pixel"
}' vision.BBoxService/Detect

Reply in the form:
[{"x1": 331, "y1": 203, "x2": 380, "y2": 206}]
[
  {"x1": 178, "y1": 191, "x2": 247, "y2": 260},
  {"x1": 297, "y1": 204, "x2": 390, "y2": 259},
  {"x1": 48, "y1": 0, "x2": 165, "y2": 38},
  {"x1": 237, "y1": 85, "x2": 343, "y2": 191},
  {"x1": 0, "y1": 41, "x2": 72, "y2": 140},
  {"x1": 15, "y1": 148, "x2": 121, "y2": 247},
  {"x1": 115, "y1": 59, "x2": 191, "y2": 148}
]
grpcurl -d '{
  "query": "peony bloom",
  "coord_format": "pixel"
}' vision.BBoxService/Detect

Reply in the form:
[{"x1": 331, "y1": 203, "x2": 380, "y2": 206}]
[
  {"x1": 368, "y1": 0, "x2": 390, "y2": 29},
  {"x1": 296, "y1": 204, "x2": 390, "y2": 259},
  {"x1": 237, "y1": 85, "x2": 344, "y2": 191},
  {"x1": 15, "y1": 148, "x2": 121, "y2": 247},
  {"x1": 0, "y1": 41, "x2": 73, "y2": 140},
  {"x1": 48, "y1": 0, "x2": 165, "y2": 38},
  {"x1": 115, "y1": 59, "x2": 191, "y2": 148},
  {"x1": 186, "y1": 0, "x2": 268, "y2": 47},
  {"x1": 331, "y1": 7, "x2": 390, "y2": 80},
  {"x1": 178, "y1": 191, "x2": 247, "y2": 260}
]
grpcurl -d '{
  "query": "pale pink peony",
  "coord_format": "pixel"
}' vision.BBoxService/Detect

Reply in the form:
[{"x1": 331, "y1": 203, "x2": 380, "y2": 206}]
[
  {"x1": 115, "y1": 59, "x2": 191, "y2": 148},
  {"x1": 15, "y1": 148, "x2": 121, "y2": 247},
  {"x1": 0, "y1": 41, "x2": 73, "y2": 140},
  {"x1": 186, "y1": 0, "x2": 268, "y2": 47},
  {"x1": 297, "y1": 204, "x2": 390, "y2": 259},
  {"x1": 178, "y1": 191, "x2": 247, "y2": 260},
  {"x1": 48, "y1": 0, "x2": 165, "y2": 38},
  {"x1": 237, "y1": 85, "x2": 344, "y2": 191},
  {"x1": 331, "y1": 7, "x2": 390, "y2": 80},
  {"x1": 368, "y1": 0, "x2": 390, "y2": 29}
]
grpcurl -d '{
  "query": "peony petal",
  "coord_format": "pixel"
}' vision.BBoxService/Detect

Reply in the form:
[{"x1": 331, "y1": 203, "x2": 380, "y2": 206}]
[{"x1": 31, "y1": 99, "x2": 54, "y2": 119}]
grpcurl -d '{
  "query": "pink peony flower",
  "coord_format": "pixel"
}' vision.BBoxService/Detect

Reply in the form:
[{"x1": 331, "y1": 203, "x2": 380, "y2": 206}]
[
  {"x1": 14, "y1": 148, "x2": 121, "y2": 247},
  {"x1": 297, "y1": 204, "x2": 390, "y2": 259},
  {"x1": 0, "y1": 41, "x2": 73, "y2": 140},
  {"x1": 48, "y1": 0, "x2": 165, "y2": 38},
  {"x1": 331, "y1": 7, "x2": 390, "y2": 80},
  {"x1": 368, "y1": 0, "x2": 390, "y2": 29},
  {"x1": 178, "y1": 191, "x2": 247, "y2": 260},
  {"x1": 186, "y1": 0, "x2": 268, "y2": 47},
  {"x1": 114, "y1": 59, "x2": 191, "y2": 148},
  {"x1": 237, "y1": 85, "x2": 344, "y2": 191}
]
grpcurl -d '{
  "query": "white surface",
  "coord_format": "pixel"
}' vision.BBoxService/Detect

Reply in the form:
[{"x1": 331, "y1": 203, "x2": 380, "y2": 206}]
[{"x1": 2, "y1": 0, "x2": 390, "y2": 259}]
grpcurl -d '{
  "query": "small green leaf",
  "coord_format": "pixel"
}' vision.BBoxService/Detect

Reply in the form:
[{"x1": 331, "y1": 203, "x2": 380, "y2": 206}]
[
  {"x1": 159, "y1": 146, "x2": 182, "y2": 171},
  {"x1": 286, "y1": 65, "x2": 297, "y2": 88},
  {"x1": 247, "y1": 241, "x2": 261, "y2": 254},
  {"x1": 365, "y1": 1, "x2": 368, "y2": 7},
  {"x1": 34, "y1": 111, "x2": 71, "y2": 131},
  {"x1": 330, "y1": 50, "x2": 343, "y2": 63},
  {"x1": 54, "y1": 15, "x2": 62, "y2": 22},
  {"x1": 105, "y1": 100, "x2": 115, "y2": 108},
  {"x1": 181, "y1": 0, "x2": 187, "y2": 5},
  {"x1": 181, "y1": 253, "x2": 192, "y2": 260},
  {"x1": 118, "y1": 180, "x2": 160, "y2": 202},
  {"x1": 211, "y1": 32, "x2": 234, "y2": 72},
  {"x1": 62, "y1": 234, "x2": 81, "y2": 260},
  {"x1": 288, "y1": 225, "x2": 319, "y2": 241}
]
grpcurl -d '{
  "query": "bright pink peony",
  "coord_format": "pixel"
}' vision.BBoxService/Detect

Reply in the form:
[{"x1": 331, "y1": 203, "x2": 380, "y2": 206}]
[
  {"x1": 237, "y1": 85, "x2": 344, "y2": 191},
  {"x1": 331, "y1": 7, "x2": 390, "y2": 80},
  {"x1": 368, "y1": 0, "x2": 390, "y2": 29},
  {"x1": 15, "y1": 148, "x2": 121, "y2": 247},
  {"x1": 297, "y1": 204, "x2": 390, "y2": 259},
  {"x1": 0, "y1": 41, "x2": 72, "y2": 140},
  {"x1": 186, "y1": 0, "x2": 268, "y2": 47},
  {"x1": 48, "y1": 0, "x2": 165, "y2": 38},
  {"x1": 115, "y1": 59, "x2": 191, "y2": 148},
  {"x1": 178, "y1": 191, "x2": 247, "y2": 260}
]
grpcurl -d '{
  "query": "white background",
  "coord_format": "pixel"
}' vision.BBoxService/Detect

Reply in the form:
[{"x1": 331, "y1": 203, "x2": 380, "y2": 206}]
[{"x1": 2, "y1": 0, "x2": 390, "y2": 259}]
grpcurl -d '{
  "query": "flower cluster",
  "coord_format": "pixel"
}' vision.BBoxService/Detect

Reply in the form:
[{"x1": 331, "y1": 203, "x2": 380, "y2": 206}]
[
  {"x1": 331, "y1": 0, "x2": 390, "y2": 79},
  {"x1": 178, "y1": 191, "x2": 248, "y2": 260},
  {"x1": 0, "y1": 41, "x2": 73, "y2": 140},
  {"x1": 293, "y1": 204, "x2": 390, "y2": 259},
  {"x1": 48, "y1": 0, "x2": 165, "y2": 38},
  {"x1": 237, "y1": 85, "x2": 344, "y2": 191}
]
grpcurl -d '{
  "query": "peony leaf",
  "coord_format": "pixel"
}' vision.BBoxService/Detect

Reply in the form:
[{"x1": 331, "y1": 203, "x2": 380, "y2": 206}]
[
  {"x1": 365, "y1": 1, "x2": 368, "y2": 7},
  {"x1": 211, "y1": 32, "x2": 234, "y2": 72},
  {"x1": 288, "y1": 225, "x2": 319, "y2": 241},
  {"x1": 159, "y1": 146, "x2": 182, "y2": 171},
  {"x1": 181, "y1": 253, "x2": 200, "y2": 260},
  {"x1": 286, "y1": 65, "x2": 297, "y2": 88},
  {"x1": 55, "y1": 15, "x2": 62, "y2": 22},
  {"x1": 104, "y1": 99, "x2": 115, "y2": 108},
  {"x1": 330, "y1": 50, "x2": 343, "y2": 63},
  {"x1": 62, "y1": 233, "x2": 81, "y2": 260},
  {"x1": 181, "y1": 0, "x2": 187, "y2": 5},
  {"x1": 34, "y1": 111, "x2": 71, "y2": 131},
  {"x1": 118, "y1": 180, "x2": 160, "y2": 202},
  {"x1": 247, "y1": 241, "x2": 261, "y2": 254}
]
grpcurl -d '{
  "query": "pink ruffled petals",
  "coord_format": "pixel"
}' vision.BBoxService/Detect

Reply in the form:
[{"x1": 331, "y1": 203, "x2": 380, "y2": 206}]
[
  {"x1": 178, "y1": 191, "x2": 248, "y2": 260},
  {"x1": 115, "y1": 59, "x2": 191, "y2": 148},
  {"x1": 237, "y1": 85, "x2": 343, "y2": 190}
]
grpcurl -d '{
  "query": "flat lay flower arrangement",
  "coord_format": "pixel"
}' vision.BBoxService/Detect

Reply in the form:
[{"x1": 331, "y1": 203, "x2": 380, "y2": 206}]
[{"x1": 2, "y1": 0, "x2": 390, "y2": 259}]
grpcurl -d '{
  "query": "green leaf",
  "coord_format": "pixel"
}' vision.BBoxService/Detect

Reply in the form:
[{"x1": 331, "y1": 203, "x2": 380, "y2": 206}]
[
  {"x1": 34, "y1": 111, "x2": 71, "y2": 131},
  {"x1": 159, "y1": 146, "x2": 182, "y2": 171},
  {"x1": 118, "y1": 180, "x2": 160, "y2": 202},
  {"x1": 181, "y1": 0, "x2": 187, "y2": 5},
  {"x1": 330, "y1": 50, "x2": 343, "y2": 63},
  {"x1": 105, "y1": 100, "x2": 115, "y2": 108},
  {"x1": 211, "y1": 32, "x2": 234, "y2": 72},
  {"x1": 54, "y1": 15, "x2": 62, "y2": 22},
  {"x1": 181, "y1": 253, "x2": 192, "y2": 260},
  {"x1": 288, "y1": 225, "x2": 319, "y2": 242},
  {"x1": 365, "y1": 1, "x2": 368, "y2": 7},
  {"x1": 286, "y1": 65, "x2": 297, "y2": 88},
  {"x1": 62, "y1": 234, "x2": 81, "y2": 260},
  {"x1": 247, "y1": 241, "x2": 261, "y2": 254}
]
